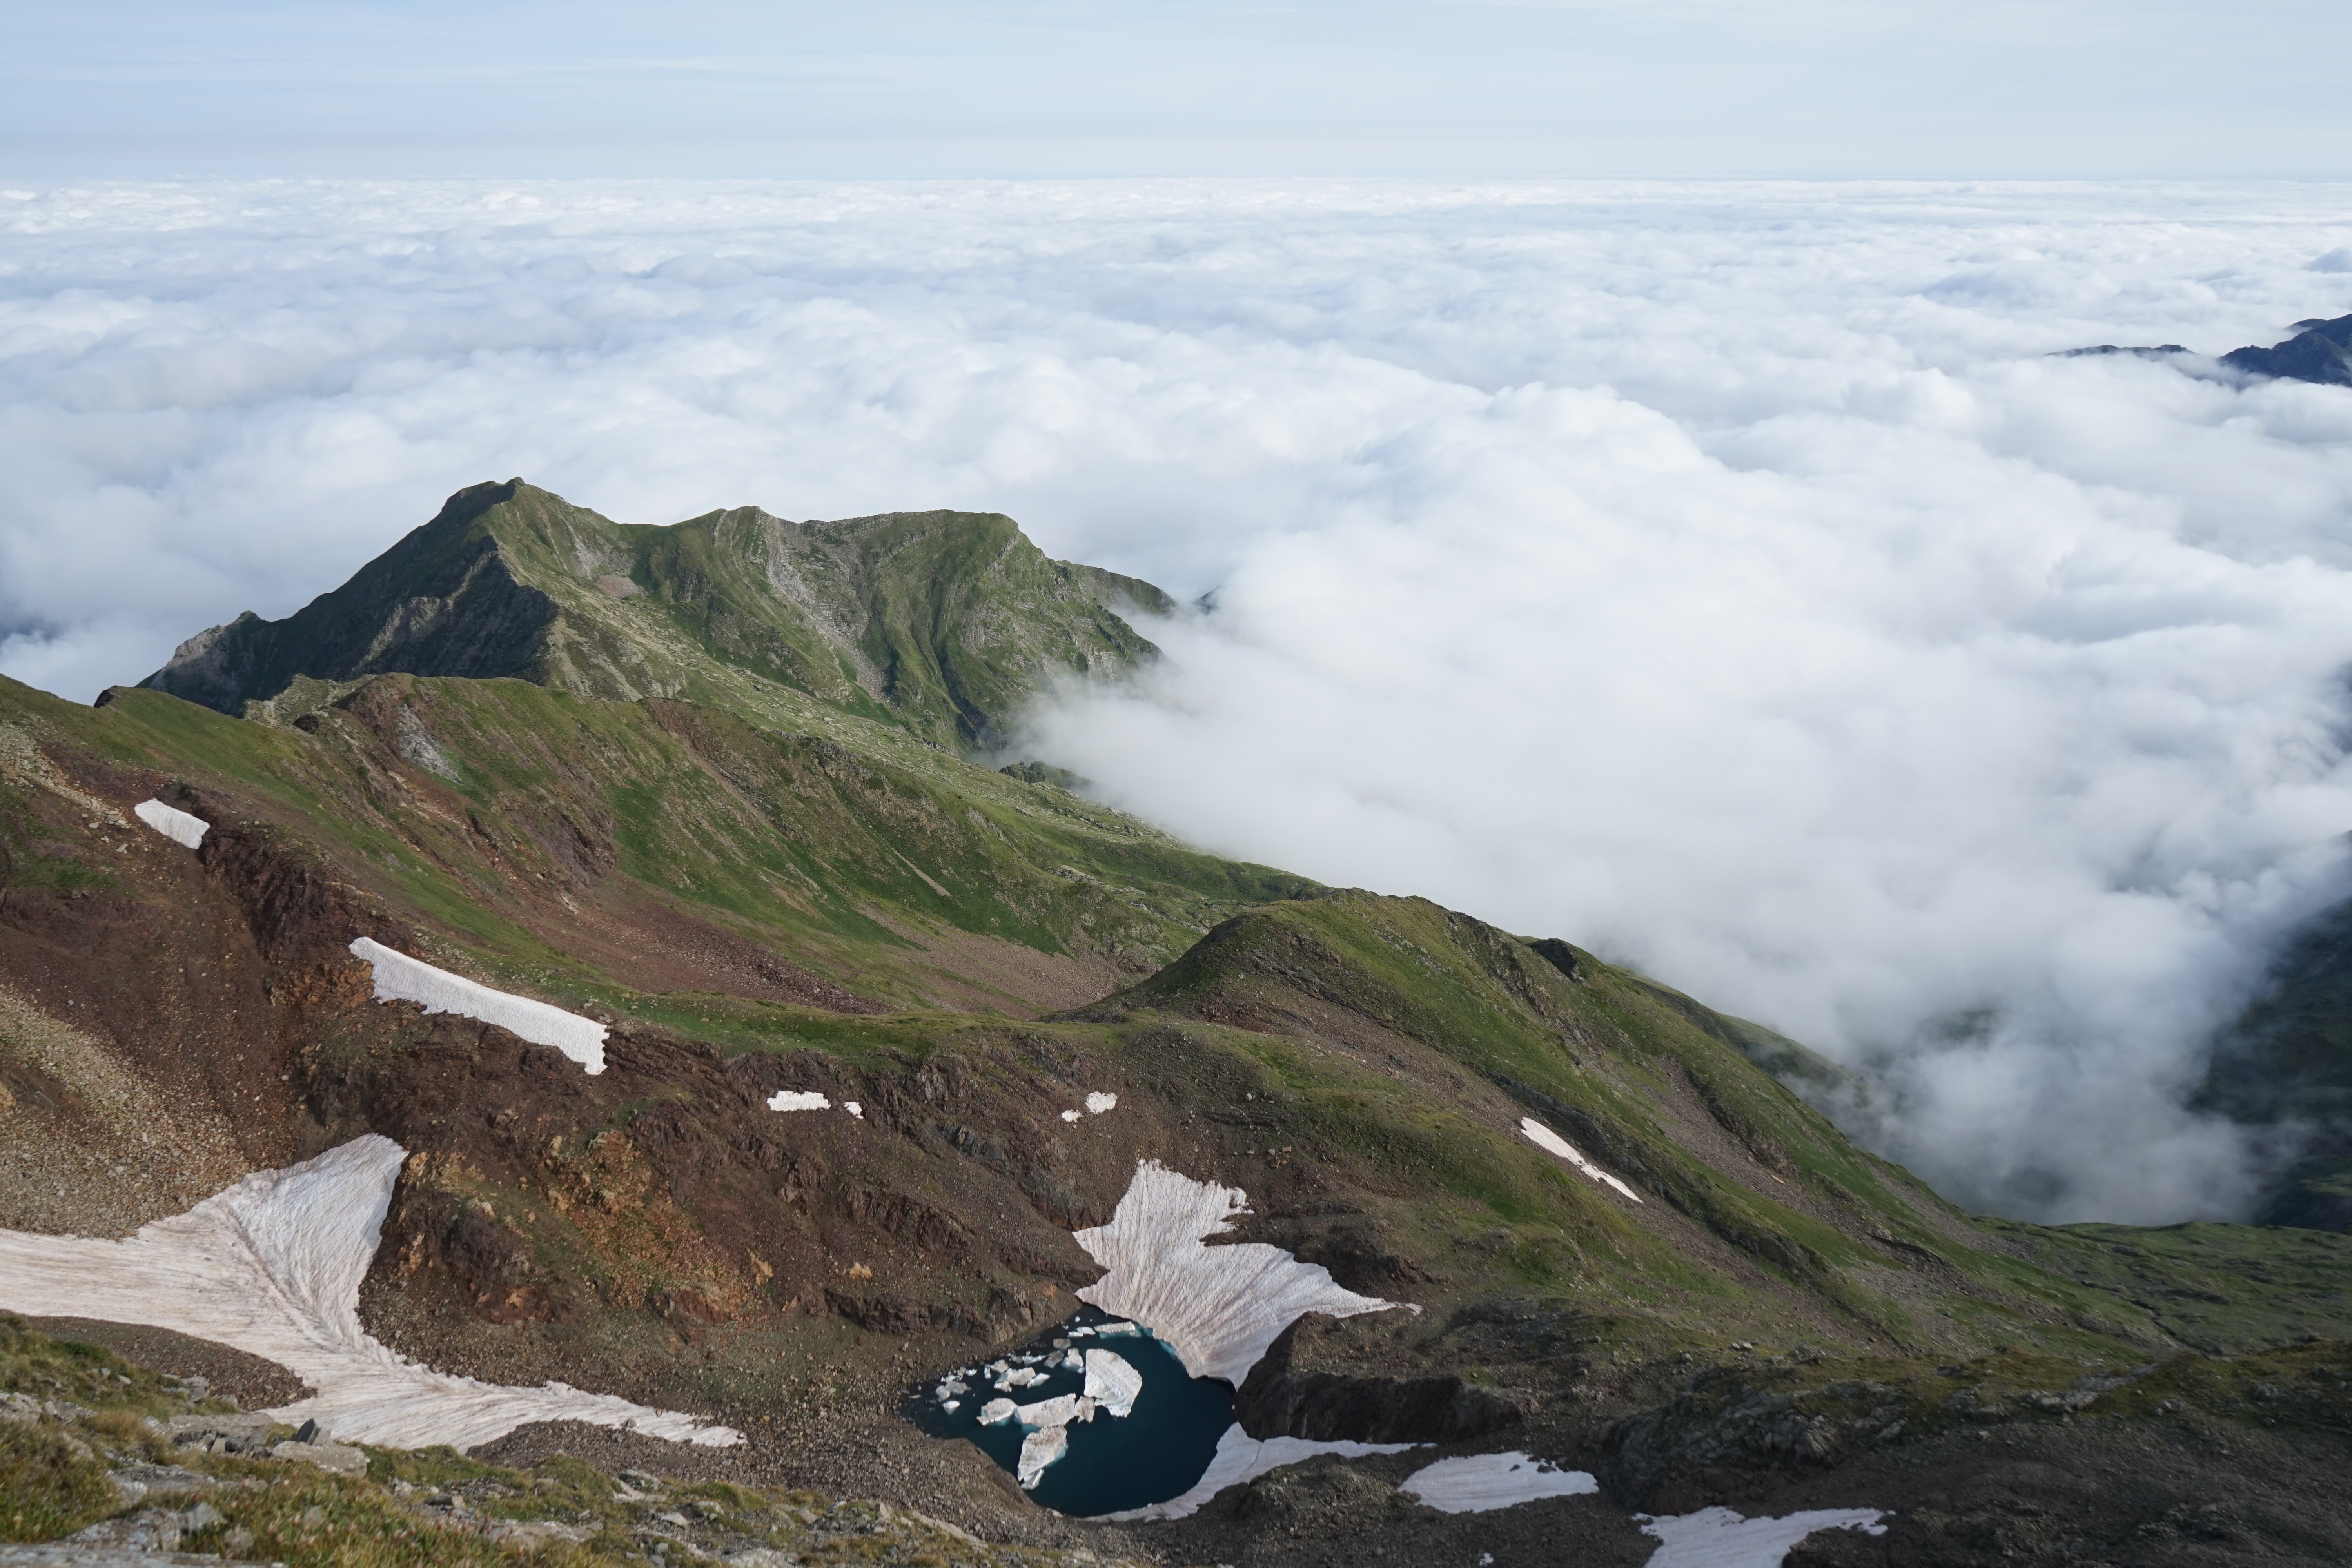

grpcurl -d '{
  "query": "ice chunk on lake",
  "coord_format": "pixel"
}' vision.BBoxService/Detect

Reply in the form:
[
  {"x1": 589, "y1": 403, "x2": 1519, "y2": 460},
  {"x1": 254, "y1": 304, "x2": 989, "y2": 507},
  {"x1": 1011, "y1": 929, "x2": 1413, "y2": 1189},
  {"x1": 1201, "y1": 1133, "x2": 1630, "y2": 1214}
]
[
  {"x1": 132, "y1": 799, "x2": 208, "y2": 849},
  {"x1": 1014, "y1": 1392, "x2": 1087, "y2": 1429},
  {"x1": 1637, "y1": 1506, "x2": 1886, "y2": 1566},
  {"x1": 1016, "y1": 1425, "x2": 1069, "y2": 1488},
  {"x1": 940, "y1": 1400, "x2": 959, "y2": 1412},
  {"x1": 0, "y1": 1135, "x2": 733, "y2": 1451},
  {"x1": 935, "y1": 1377, "x2": 968, "y2": 1400},
  {"x1": 1399, "y1": 1452, "x2": 1597, "y2": 1512},
  {"x1": 349, "y1": 938, "x2": 607, "y2": 1074},
  {"x1": 1093, "y1": 1320, "x2": 1138, "y2": 1336},
  {"x1": 1082, "y1": 1349, "x2": 1142, "y2": 1418},
  {"x1": 1086, "y1": 1091, "x2": 1118, "y2": 1114},
  {"x1": 995, "y1": 1367, "x2": 1044, "y2": 1390},
  {"x1": 1074, "y1": 1160, "x2": 1406, "y2": 1385},
  {"x1": 1519, "y1": 1118, "x2": 1641, "y2": 1201},
  {"x1": 768, "y1": 1091, "x2": 830, "y2": 1112},
  {"x1": 977, "y1": 1399, "x2": 1018, "y2": 1426}
]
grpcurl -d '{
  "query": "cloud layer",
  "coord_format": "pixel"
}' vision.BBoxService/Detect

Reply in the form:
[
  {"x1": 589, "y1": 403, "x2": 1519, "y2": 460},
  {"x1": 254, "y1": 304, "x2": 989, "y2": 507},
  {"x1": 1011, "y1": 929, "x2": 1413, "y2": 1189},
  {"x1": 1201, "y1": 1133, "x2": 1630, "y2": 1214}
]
[{"x1": 9, "y1": 179, "x2": 2352, "y2": 1220}]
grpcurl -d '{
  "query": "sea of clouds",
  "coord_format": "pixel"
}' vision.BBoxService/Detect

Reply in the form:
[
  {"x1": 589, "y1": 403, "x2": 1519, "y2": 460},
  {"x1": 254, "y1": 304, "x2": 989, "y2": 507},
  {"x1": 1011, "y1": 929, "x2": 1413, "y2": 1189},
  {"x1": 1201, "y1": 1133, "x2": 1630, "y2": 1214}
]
[{"x1": 8, "y1": 178, "x2": 2352, "y2": 1222}]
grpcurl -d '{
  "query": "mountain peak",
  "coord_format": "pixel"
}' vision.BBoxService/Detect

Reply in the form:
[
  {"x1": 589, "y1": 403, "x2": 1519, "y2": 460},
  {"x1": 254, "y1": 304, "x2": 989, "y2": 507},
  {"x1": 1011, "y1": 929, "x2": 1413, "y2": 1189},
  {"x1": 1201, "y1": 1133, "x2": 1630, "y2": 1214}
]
[{"x1": 139, "y1": 480, "x2": 1171, "y2": 749}]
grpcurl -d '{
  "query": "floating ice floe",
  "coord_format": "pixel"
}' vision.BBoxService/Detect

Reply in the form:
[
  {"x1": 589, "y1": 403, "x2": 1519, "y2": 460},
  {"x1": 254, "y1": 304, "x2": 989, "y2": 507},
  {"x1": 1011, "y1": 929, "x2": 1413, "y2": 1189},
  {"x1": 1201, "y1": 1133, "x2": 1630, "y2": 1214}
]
[
  {"x1": 132, "y1": 799, "x2": 209, "y2": 849},
  {"x1": 977, "y1": 1399, "x2": 1018, "y2": 1426},
  {"x1": 348, "y1": 938, "x2": 608, "y2": 1075},
  {"x1": 1014, "y1": 1392, "x2": 1090, "y2": 1429},
  {"x1": 1101, "y1": 1424, "x2": 1419, "y2": 1521},
  {"x1": 1519, "y1": 1117, "x2": 1641, "y2": 1202},
  {"x1": 1086, "y1": 1092, "x2": 1118, "y2": 1114},
  {"x1": 768, "y1": 1090, "x2": 830, "y2": 1112},
  {"x1": 1093, "y1": 1321, "x2": 1139, "y2": 1337},
  {"x1": 0, "y1": 1135, "x2": 735, "y2": 1452},
  {"x1": 1016, "y1": 1426, "x2": 1069, "y2": 1487},
  {"x1": 1399, "y1": 1452, "x2": 1598, "y2": 1512},
  {"x1": 1082, "y1": 1349, "x2": 1142, "y2": 1418},
  {"x1": 1637, "y1": 1506, "x2": 1886, "y2": 1566},
  {"x1": 1073, "y1": 1160, "x2": 1409, "y2": 1385}
]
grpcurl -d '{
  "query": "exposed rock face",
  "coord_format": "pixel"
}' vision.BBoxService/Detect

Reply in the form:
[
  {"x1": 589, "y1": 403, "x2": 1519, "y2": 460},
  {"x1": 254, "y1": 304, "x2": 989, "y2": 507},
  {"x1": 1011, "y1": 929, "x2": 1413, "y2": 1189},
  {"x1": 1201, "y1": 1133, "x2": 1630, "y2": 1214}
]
[
  {"x1": 2223, "y1": 313, "x2": 2352, "y2": 386},
  {"x1": 138, "y1": 479, "x2": 1171, "y2": 749}
]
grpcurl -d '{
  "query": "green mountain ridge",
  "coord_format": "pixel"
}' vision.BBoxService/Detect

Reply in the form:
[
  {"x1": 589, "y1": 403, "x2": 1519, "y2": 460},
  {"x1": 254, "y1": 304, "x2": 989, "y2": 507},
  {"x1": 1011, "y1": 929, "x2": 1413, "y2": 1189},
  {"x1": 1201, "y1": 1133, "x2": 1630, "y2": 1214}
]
[{"x1": 142, "y1": 479, "x2": 1173, "y2": 750}]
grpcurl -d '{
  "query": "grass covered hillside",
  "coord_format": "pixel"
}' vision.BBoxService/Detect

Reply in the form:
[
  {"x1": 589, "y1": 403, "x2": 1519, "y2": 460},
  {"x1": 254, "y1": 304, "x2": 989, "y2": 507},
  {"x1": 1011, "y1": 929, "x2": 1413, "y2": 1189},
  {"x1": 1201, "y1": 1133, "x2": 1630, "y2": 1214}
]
[{"x1": 4, "y1": 494, "x2": 2352, "y2": 1562}]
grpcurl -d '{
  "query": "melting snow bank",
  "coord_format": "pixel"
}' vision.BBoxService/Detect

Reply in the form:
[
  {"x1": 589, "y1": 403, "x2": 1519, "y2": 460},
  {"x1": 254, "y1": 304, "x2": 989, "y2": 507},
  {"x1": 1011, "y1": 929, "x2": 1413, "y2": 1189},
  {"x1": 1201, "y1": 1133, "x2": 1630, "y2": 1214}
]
[
  {"x1": 132, "y1": 799, "x2": 208, "y2": 849},
  {"x1": 1073, "y1": 1160, "x2": 1409, "y2": 1385},
  {"x1": 1399, "y1": 1452, "x2": 1598, "y2": 1512},
  {"x1": 768, "y1": 1090, "x2": 831, "y2": 1112},
  {"x1": 1100, "y1": 1423, "x2": 1417, "y2": 1521},
  {"x1": 1638, "y1": 1506, "x2": 1886, "y2": 1566},
  {"x1": 0, "y1": 1135, "x2": 737, "y2": 1452},
  {"x1": 350, "y1": 937, "x2": 607, "y2": 1075},
  {"x1": 1520, "y1": 1117, "x2": 1641, "y2": 1202}
]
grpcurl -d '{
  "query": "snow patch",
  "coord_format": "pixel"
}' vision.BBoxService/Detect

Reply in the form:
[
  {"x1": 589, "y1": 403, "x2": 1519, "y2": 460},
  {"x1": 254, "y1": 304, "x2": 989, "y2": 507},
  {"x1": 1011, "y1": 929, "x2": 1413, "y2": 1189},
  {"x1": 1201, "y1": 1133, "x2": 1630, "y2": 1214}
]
[
  {"x1": 1399, "y1": 1451, "x2": 1598, "y2": 1512},
  {"x1": 132, "y1": 799, "x2": 207, "y2": 849},
  {"x1": 844, "y1": 1100, "x2": 863, "y2": 1118},
  {"x1": 1086, "y1": 1092, "x2": 1118, "y2": 1114},
  {"x1": 1520, "y1": 1117, "x2": 1641, "y2": 1202},
  {"x1": 1073, "y1": 1160, "x2": 1408, "y2": 1385},
  {"x1": 0, "y1": 1135, "x2": 735, "y2": 1451},
  {"x1": 349, "y1": 938, "x2": 607, "y2": 1075},
  {"x1": 767, "y1": 1090, "x2": 830, "y2": 1112},
  {"x1": 1636, "y1": 1506, "x2": 1887, "y2": 1566},
  {"x1": 1061, "y1": 1109, "x2": 1082, "y2": 1123},
  {"x1": 1101, "y1": 1423, "x2": 1418, "y2": 1521}
]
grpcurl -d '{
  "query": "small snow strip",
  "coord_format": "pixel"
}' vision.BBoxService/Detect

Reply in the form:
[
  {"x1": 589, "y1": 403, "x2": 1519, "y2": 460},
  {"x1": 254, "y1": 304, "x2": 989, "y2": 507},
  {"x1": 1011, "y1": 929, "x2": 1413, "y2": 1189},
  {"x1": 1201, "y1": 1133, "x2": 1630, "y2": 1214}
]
[
  {"x1": 0, "y1": 1135, "x2": 736, "y2": 1452},
  {"x1": 1086, "y1": 1092, "x2": 1118, "y2": 1114},
  {"x1": 1061, "y1": 1109, "x2": 1082, "y2": 1123},
  {"x1": 1520, "y1": 1118, "x2": 1641, "y2": 1201},
  {"x1": 1399, "y1": 1452, "x2": 1597, "y2": 1512},
  {"x1": 768, "y1": 1091, "x2": 830, "y2": 1112},
  {"x1": 350, "y1": 938, "x2": 606, "y2": 1074},
  {"x1": 1637, "y1": 1506, "x2": 1886, "y2": 1566},
  {"x1": 132, "y1": 799, "x2": 208, "y2": 849},
  {"x1": 844, "y1": 1100, "x2": 864, "y2": 1118},
  {"x1": 1101, "y1": 1423, "x2": 1417, "y2": 1521},
  {"x1": 1074, "y1": 1160, "x2": 1409, "y2": 1386}
]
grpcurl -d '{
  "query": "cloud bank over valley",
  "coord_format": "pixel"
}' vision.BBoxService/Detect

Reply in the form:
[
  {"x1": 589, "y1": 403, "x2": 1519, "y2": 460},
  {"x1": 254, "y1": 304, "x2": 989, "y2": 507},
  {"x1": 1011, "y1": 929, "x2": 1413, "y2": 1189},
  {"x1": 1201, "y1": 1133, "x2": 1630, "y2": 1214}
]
[{"x1": 9, "y1": 178, "x2": 2352, "y2": 1222}]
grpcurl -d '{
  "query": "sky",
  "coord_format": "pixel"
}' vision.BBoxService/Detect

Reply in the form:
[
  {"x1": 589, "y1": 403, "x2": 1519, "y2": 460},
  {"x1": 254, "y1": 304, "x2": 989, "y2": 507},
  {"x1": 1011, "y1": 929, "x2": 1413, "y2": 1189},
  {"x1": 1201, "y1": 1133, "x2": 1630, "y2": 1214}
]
[
  {"x1": 8, "y1": 179, "x2": 2352, "y2": 1224},
  {"x1": 5, "y1": 2, "x2": 2352, "y2": 180}
]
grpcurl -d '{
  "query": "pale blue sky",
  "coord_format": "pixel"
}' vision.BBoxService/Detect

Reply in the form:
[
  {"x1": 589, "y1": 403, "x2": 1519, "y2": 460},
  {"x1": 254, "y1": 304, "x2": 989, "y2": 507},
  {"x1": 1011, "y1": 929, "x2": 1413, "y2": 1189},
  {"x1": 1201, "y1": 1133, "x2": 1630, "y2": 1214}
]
[{"x1": 5, "y1": 0, "x2": 2350, "y2": 177}]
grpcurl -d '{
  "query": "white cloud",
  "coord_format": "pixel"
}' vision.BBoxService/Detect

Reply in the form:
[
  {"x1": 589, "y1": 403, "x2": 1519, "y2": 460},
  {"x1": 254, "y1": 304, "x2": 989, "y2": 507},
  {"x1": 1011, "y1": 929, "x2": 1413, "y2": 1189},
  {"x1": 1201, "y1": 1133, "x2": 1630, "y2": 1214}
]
[{"x1": 8, "y1": 178, "x2": 2352, "y2": 1221}]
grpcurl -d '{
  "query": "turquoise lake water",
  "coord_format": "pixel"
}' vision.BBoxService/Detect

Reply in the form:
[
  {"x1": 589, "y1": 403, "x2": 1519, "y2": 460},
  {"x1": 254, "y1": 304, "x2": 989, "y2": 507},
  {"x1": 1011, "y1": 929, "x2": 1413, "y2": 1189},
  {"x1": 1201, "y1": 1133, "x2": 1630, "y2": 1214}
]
[{"x1": 906, "y1": 1305, "x2": 1235, "y2": 1516}]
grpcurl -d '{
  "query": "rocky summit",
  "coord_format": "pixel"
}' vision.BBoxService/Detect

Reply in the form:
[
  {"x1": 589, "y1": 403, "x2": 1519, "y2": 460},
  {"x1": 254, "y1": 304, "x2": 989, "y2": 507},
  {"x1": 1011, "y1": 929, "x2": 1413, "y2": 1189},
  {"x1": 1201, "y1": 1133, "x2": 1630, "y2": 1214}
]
[{"x1": 5, "y1": 481, "x2": 2352, "y2": 1565}]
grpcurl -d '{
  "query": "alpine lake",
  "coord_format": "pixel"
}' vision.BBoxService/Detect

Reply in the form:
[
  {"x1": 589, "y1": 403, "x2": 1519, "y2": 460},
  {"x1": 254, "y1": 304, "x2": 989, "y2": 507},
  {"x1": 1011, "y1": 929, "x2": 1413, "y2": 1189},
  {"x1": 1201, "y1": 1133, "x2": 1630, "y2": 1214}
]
[{"x1": 906, "y1": 1305, "x2": 1236, "y2": 1516}]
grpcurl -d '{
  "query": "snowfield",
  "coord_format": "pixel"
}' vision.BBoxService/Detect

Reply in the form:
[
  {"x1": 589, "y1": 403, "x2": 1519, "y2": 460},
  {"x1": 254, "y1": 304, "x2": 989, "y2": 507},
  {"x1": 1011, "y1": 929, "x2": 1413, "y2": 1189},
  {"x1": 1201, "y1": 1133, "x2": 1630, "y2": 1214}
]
[
  {"x1": 1073, "y1": 1159, "x2": 1409, "y2": 1386},
  {"x1": 0, "y1": 1135, "x2": 736, "y2": 1451},
  {"x1": 349, "y1": 937, "x2": 608, "y2": 1074},
  {"x1": 132, "y1": 799, "x2": 208, "y2": 849},
  {"x1": 1400, "y1": 1451, "x2": 1600, "y2": 1512}
]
